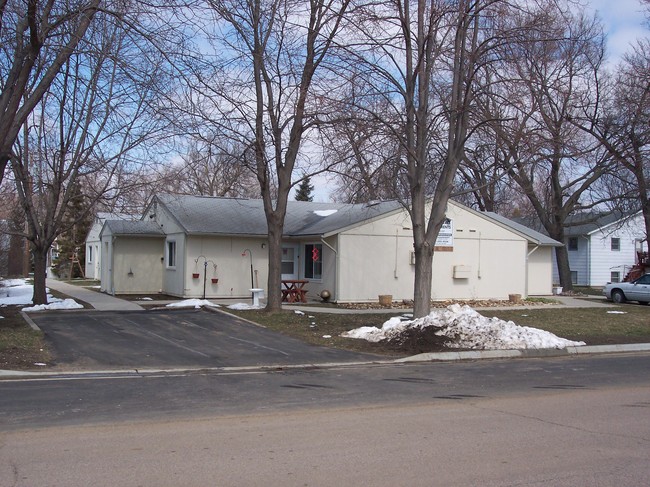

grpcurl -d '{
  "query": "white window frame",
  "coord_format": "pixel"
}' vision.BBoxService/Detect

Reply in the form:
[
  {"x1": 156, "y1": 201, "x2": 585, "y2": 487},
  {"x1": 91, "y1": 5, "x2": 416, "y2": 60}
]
[
  {"x1": 87, "y1": 245, "x2": 93, "y2": 263},
  {"x1": 611, "y1": 237, "x2": 620, "y2": 252},
  {"x1": 610, "y1": 271, "x2": 620, "y2": 283}
]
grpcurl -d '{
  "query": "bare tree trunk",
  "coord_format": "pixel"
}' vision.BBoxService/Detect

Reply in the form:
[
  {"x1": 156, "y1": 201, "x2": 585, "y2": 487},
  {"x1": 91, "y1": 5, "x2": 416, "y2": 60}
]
[
  {"x1": 32, "y1": 245, "x2": 48, "y2": 305},
  {"x1": 554, "y1": 245, "x2": 573, "y2": 291},
  {"x1": 413, "y1": 243, "x2": 434, "y2": 317},
  {"x1": 265, "y1": 211, "x2": 285, "y2": 312}
]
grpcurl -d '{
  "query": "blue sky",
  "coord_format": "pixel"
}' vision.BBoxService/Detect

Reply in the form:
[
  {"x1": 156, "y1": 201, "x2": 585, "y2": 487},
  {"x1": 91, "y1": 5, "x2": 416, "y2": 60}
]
[
  {"x1": 588, "y1": 0, "x2": 648, "y2": 63},
  {"x1": 308, "y1": 1, "x2": 649, "y2": 203}
]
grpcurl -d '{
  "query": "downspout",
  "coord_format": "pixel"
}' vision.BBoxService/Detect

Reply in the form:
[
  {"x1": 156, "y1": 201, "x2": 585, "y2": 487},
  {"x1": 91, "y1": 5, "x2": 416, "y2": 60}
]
[
  {"x1": 526, "y1": 244, "x2": 540, "y2": 297},
  {"x1": 394, "y1": 229, "x2": 399, "y2": 279},
  {"x1": 321, "y1": 237, "x2": 338, "y2": 301},
  {"x1": 110, "y1": 236, "x2": 116, "y2": 295}
]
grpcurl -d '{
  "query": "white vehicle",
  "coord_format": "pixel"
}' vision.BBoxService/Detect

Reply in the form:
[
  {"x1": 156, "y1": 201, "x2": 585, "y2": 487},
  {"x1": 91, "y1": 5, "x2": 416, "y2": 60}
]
[{"x1": 603, "y1": 274, "x2": 650, "y2": 305}]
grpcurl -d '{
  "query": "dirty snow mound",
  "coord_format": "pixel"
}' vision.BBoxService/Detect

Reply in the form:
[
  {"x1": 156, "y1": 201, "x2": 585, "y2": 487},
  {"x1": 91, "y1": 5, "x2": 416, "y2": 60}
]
[
  {"x1": 23, "y1": 299, "x2": 84, "y2": 312},
  {"x1": 342, "y1": 304, "x2": 585, "y2": 350}
]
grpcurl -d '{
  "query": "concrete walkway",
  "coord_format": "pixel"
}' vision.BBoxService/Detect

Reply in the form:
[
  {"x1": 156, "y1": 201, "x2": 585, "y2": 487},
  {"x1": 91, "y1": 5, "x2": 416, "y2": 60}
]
[
  {"x1": 44, "y1": 278, "x2": 615, "y2": 314},
  {"x1": 46, "y1": 279, "x2": 144, "y2": 311}
]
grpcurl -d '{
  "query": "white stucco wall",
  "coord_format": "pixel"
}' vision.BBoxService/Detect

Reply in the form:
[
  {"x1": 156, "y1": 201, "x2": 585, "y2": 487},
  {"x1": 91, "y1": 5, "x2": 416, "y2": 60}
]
[
  {"x1": 335, "y1": 202, "x2": 531, "y2": 302},
  {"x1": 182, "y1": 235, "x2": 269, "y2": 298},
  {"x1": 527, "y1": 246, "x2": 554, "y2": 295},
  {"x1": 85, "y1": 220, "x2": 103, "y2": 279},
  {"x1": 111, "y1": 237, "x2": 164, "y2": 294}
]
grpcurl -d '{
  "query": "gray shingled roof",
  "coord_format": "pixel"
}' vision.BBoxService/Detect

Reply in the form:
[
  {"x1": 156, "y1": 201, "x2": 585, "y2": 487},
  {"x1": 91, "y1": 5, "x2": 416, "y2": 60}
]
[
  {"x1": 155, "y1": 194, "x2": 403, "y2": 237},
  {"x1": 514, "y1": 211, "x2": 634, "y2": 237},
  {"x1": 103, "y1": 220, "x2": 165, "y2": 236},
  {"x1": 153, "y1": 194, "x2": 556, "y2": 244},
  {"x1": 484, "y1": 212, "x2": 562, "y2": 246}
]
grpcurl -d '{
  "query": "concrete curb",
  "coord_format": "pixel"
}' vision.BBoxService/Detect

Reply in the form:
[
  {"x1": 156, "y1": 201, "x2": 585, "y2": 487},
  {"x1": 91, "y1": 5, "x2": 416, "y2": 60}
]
[
  {"x1": 395, "y1": 343, "x2": 650, "y2": 363},
  {"x1": 2, "y1": 343, "x2": 650, "y2": 380}
]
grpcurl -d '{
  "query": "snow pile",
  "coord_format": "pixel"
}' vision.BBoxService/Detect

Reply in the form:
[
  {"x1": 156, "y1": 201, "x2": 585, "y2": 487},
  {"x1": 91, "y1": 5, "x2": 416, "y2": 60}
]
[
  {"x1": 0, "y1": 279, "x2": 36, "y2": 305},
  {"x1": 23, "y1": 299, "x2": 84, "y2": 312},
  {"x1": 342, "y1": 304, "x2": 585, "y2": 350},
  {"x1": 166, "y1": 299, "x2": 220, "y2": 309},
  {"x1": 228, "y1": 302, "x2": 261, "y2": 310},
  {"x1": 1, "y1": 278, "x2": 83, "y2": 310}
]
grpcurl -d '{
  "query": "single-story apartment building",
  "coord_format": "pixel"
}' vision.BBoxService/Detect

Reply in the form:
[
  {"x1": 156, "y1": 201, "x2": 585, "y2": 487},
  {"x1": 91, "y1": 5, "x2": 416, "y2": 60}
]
[
  {"x1": 98, "y1": 194, "x2": 560, "y2": 302},
  {"x1": 85, "y1": 212, "x2": 135, "y2": 280}
]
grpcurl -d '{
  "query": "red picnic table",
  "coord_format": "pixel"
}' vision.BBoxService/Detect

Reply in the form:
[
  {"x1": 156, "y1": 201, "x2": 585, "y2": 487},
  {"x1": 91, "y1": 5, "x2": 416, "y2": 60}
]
[{"x1": 281, "y1": 279, "x2": 309, "y2": 303}]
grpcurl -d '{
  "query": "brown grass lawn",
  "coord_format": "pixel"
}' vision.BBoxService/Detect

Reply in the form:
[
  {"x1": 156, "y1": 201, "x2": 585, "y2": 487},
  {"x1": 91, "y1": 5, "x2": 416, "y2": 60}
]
[{"x1": 2, "y1": 298, "x2": 649, "y2": 370}]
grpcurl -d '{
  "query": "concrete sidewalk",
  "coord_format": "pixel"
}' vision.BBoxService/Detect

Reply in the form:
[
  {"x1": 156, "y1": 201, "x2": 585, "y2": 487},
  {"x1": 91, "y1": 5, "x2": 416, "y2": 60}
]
[{"x1": 46, "y1": 279, "x2": 144, "y2": 311}]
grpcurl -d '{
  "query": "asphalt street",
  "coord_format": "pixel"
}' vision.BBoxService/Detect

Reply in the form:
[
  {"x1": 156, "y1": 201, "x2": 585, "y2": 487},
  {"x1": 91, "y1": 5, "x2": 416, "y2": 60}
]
[
  {"x1": 28, "y1": 308, "x2": 380, "y2": 369},
  {"x1": 2, "y1": 352, "x2": 649, "y2": 430},
  {"x1": 1, "y1": 354, "x2": 649, "y2": 486}
]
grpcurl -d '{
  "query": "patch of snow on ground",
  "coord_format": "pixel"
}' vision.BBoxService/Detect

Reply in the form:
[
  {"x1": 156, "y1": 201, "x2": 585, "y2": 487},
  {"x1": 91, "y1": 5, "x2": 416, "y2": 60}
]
[
  {"x1": 138, "y1": 297, "x2": 153, "y2": 301},
  {"x1": 0, "y1": 279, "x2": 35, "y2": 305},
  {"x1": 342, "y1": 304, "x2": 585, "y2": 350},
  {"x1": 1, "y1": 278, "x2": 80, "y2": 310},
  {"x1": 166, "y1": 299, "x2": 221, "y2": 309},
  {"x1": 23, "y1": 299, "x2": 84, "y2": 312},
  {"x1": 607, "y1": 311, "x2": 627, "y2": 314},
  {"x1": 228, "y1": 303, "x2": 261, "y2": 310}
]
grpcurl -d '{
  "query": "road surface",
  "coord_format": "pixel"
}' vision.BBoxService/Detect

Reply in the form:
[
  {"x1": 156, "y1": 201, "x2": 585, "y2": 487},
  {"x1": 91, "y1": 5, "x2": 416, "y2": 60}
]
[{"x1": 1, "y1": 354, "x2": 649, "y2": 486}]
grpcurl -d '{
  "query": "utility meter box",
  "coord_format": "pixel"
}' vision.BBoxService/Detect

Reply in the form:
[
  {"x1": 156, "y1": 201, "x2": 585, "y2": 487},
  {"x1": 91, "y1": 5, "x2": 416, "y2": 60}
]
[{"x1": 453, "y1": 265, "x2": 471, "y2": 279}]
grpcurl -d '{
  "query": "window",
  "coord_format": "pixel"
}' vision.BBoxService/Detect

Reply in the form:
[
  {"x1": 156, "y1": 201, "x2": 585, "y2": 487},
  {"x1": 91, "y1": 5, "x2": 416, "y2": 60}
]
[
  {"x1": 610, "y1": 271, "x2": 620, "y2": 283},
  {"x1": 167, "y1": 241, "x2": 176, "y2": 268},
  {"x1": 304, "y1": 243, "x2": 323, "y2": 280},
  {"x1": 570, "y1": 271, "x2": 578, "y2": 285},
  {"x1": 568, "y1": 237, "x2": 578, "y2": 251},
  {"x1": 282, "y1": 247, "x2": 295, "y2": 276},
  {"x1": 611, "y1": 237, "x2": 620, "y2": 252},
  {"x1": 87, "y1": 245, "x2": 93, "y2": 263}
]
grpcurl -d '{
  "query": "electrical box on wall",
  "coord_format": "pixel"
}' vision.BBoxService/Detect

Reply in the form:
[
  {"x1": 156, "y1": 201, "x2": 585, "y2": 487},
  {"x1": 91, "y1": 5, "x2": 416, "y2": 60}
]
[{"x1": 453, "y1": 265, "x2": 471, "y2": 279}]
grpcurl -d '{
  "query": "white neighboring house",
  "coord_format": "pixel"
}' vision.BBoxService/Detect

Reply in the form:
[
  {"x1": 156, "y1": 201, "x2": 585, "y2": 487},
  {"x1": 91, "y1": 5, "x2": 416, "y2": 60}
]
[
  {"x1": 553, "y1": 211, "x2": 647, "y2": 286},
  {"x1": 85, "y1": 212, "x2": 135, "y2": 280},
  {"x1": 97, "y1": 194, "x2": 561, "y2": 300}
]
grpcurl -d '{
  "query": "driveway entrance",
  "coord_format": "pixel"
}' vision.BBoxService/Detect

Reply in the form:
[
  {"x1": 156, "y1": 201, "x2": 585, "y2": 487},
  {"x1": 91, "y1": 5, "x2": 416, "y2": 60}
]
[{"x1": 31, "y1": 309, "x2": 379, "y2": 369}]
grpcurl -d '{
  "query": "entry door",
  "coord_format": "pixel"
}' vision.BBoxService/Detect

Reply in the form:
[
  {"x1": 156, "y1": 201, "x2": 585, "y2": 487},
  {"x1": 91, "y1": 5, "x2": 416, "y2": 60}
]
[{"x1": 281, "y1": 244, "x2": 299, "y2": 280}]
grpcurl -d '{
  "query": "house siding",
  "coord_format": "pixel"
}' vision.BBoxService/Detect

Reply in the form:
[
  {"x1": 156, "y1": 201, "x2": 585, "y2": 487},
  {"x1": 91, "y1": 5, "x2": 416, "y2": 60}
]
[
  {"x1": 588, "y1": 217, "x2": 645, "y2": 285},
  {"x1": 555, "y1": 213, "x2": 647, "y2": 287},
  {"x1": 554, "y1": 236, "x2": 589, "y2": 286}
]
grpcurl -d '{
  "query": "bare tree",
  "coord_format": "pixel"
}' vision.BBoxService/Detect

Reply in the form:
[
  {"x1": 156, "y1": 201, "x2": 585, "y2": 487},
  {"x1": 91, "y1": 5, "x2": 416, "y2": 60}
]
[
  {"x1": 0, "y1": 0, "x2": 103, "y2": 187},
  {"x1": 185, "y1": 0, "x2": 351, "y2": 311},
  {"x1": 482, "y1": 4, "x2": 611, "y2": 291},
  {"x1": 336, "y1": 0, "x2": 519, "y2": 317},
  {"x1": 10, "y1": 12, "x2": 169, "y2": 304},
  {"x1": 155, "y1": 137, "x2": 260, "y2": 198},
  {"x1": 573, "y1": 38, "x2": 650, "y2": 251}
]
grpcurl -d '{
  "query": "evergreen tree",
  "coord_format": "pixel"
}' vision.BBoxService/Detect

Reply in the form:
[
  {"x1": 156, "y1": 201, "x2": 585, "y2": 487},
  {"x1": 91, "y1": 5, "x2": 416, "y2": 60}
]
[
  {"x1": 295, "y1": 176, "x2": 314, "y2": 202},
  {"x1": 51, "y1": 184, "x2": 93, "y2": 279}
]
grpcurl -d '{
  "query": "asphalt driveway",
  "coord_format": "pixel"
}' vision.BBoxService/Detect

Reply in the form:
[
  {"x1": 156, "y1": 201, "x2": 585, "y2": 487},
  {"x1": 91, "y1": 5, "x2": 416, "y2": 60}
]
[{"x1": 30, "y1": 309, "x2": 380, "y2": 369}]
